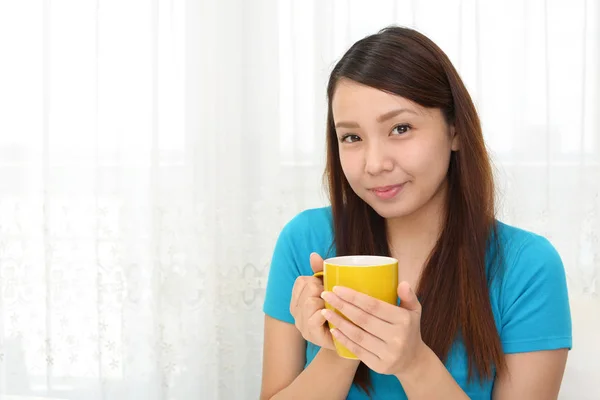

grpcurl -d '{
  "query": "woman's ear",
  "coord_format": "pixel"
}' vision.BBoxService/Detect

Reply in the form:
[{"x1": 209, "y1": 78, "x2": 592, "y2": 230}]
[{"x1": 450, "y1": 126, "x2": 459, "y2": 151}]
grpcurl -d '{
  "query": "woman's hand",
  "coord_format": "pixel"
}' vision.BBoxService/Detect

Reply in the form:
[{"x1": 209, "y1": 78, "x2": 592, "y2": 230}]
[
  {"x1": 321, "y1": 281, "x2": 427, "y2": 377},
  {"x1": 289, "y1": 253, "x2": 335, "y2": 351}
]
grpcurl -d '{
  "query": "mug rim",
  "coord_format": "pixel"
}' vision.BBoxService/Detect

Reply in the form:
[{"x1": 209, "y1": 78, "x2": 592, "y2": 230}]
[{"x1": 323, "y1": 255, "x2": 398, "y2": 267}]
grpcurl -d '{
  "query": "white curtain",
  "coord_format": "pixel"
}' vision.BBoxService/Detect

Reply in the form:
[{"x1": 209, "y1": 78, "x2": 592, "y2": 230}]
[{"x1": 0, "y1": 0, "x2": 598, "y2": 399}]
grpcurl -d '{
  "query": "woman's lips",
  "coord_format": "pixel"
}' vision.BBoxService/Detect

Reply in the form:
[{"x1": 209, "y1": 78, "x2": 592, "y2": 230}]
[{"x1": 370, "y1": 183, "x2": 405, "y2": 200}]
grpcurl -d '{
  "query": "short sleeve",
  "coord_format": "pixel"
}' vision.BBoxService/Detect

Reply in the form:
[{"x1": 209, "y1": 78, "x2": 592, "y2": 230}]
[
  {"x1": 499, "y1": 235, "x2": 572, "y2": 353},
  {"x1": 263, "y1": 219, "x2": 303, "y2": 324}
]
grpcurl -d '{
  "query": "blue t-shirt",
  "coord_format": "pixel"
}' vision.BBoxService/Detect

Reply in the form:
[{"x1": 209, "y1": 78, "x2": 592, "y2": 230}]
[{"x1": 263, "y1": 206, "x2": 572, "y2": 399}]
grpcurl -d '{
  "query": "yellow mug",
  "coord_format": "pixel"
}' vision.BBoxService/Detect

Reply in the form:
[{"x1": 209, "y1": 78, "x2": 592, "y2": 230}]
[{"x1": 314, "y1": 255, "x2": 398, "y2": 359}]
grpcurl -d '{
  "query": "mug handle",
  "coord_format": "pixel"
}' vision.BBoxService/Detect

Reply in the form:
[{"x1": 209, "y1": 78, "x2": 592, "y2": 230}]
[{"x1": 313, "y1": 271, "x2": 323, "y2": 278}]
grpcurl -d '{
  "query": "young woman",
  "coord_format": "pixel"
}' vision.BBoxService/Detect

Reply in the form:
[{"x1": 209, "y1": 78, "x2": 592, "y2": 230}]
[{"x1": 260, "y1": 26, "x2": 571, "y2": 400}]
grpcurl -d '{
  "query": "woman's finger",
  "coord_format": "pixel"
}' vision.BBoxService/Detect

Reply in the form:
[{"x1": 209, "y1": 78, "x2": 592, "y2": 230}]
[
  {"x1": 331, "y1": 286, "x2": 401, "y2": 323},
  {"x1": 322, "y1": 308, "x2": 386, "y2": 357},
  {"x1": 290, "y1": 278, "x2": 308, "y2": 311},
  {"x1": 291, "y1": 277, "x2": 322, "y2": 312},
  {"x1": 321, "y1": 291, "x2": 390, "y2": 337},
  {"x1": 305, "y1": 296, "x2": 324, "y2": 315},
  {"x1": 330, "y1": 327, "x2": 380, "y2": 368},
  {"x1": 307, "y1": 307, "x2": 327, "y2": 328}
]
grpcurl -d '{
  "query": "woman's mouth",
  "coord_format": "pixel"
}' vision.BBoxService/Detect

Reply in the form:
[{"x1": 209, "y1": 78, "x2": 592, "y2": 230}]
[{"x1": 370, "y1": 183, "x2": 405, "y2": 200}]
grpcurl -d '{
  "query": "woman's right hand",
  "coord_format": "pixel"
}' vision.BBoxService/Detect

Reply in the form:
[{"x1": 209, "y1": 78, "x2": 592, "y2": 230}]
[{"x1": 289, "y1": 252, "x2": 335, "y2": 351}]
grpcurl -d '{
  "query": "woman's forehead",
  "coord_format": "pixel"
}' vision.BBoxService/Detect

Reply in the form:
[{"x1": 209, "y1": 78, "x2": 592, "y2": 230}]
[{"x1": 332, "y1": 79, "x2": 427, "y2": 115}]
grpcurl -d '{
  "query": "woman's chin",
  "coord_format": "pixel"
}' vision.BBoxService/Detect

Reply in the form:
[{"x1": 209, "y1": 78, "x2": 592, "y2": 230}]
[{"x1": 367, "y1": 200, "x2": 416, "y2": 220}]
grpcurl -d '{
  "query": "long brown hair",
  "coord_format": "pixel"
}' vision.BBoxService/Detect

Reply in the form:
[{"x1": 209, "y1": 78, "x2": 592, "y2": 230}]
[{"x1": 324, "y1": 26, "x2": 505, "y2": 394}]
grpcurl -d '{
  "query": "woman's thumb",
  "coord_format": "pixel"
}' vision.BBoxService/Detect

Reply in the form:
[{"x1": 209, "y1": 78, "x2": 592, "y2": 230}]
[
  {"x1": 309, "y1": 252, "x2": 324, "y2": 273},
  {"x1": 397, "y1": 281, "x2": 421, "y2": 313}
]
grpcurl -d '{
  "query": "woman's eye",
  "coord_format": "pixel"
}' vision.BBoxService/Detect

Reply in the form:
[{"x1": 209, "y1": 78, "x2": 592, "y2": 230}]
[
  {"x1": 340, "y1": 134, "x2": 361, "y2": 143},
  {"x1": 391, "y1": 124, "x2": 411, "y2": 135}
]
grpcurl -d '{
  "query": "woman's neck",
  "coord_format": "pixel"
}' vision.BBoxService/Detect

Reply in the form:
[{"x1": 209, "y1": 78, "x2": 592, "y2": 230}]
[{"x1": 386, "y1": 181, "x2": 447, "y2": 275}]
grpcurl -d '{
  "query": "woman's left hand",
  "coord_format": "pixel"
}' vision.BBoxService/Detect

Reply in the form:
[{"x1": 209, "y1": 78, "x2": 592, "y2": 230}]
[{"x1": 321, "y1": 281, "x2": 427, "y2": 377}]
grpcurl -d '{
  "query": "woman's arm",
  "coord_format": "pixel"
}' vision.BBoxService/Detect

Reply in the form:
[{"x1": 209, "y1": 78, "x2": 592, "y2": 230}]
[
  {"x1": 492, "y1": 350, "x2": 568, "y2": 399},
  {"x1": 394, "y1": 344, "x2": 469, "y2": 399},
  {"x1": 394, "y1": 346, "x2": 568, "y2": 399},
  {"x1": 260, "y1": 315, "x2": 360, "y2": 400}
]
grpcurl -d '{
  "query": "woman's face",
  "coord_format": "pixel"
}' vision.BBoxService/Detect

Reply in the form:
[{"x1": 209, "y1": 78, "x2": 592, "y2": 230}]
[{"x1": 331, "y1": 78, "x2": 459, "y2": 220}]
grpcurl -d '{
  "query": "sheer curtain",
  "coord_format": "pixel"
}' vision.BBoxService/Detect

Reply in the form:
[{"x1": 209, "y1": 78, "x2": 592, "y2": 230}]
[{"x1": 0, "y1": 0, "x2": 598, "y2": 399}]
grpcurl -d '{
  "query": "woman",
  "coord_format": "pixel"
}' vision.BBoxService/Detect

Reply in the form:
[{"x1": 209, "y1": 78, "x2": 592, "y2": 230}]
[{"x1": 260, "y1": 26, "x2": 571, "y2": 399}]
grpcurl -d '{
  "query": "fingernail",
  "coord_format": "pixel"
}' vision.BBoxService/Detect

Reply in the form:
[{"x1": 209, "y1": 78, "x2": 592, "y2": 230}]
[{"x1": 320, "y1": 291, "x2": 330, "y2": 301}]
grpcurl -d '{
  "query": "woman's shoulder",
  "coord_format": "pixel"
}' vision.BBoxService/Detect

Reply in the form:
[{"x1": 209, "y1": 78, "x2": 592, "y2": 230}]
[
  {"x1": 491, "y1": 221, "x2": 572, "y2": 351},
  {"x1": 495, "y1": 220, "x2": 560, "y2": 262},
  {"x1": 277, "y1": 206, "x2": 335, "y2": 257},
  {"x1": 493, "y1": 220, "x2": 565, "y2": 285},
  {"x1": 264, "y1": 206, "x2": 335, "y2": 323},
  {"x1": 282, "y1": 206, "x2": 333, "y2": 233}
]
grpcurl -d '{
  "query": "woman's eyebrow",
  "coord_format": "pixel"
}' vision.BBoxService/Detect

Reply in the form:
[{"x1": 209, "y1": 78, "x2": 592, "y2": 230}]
[{"x1": 335, "y1": 108, "x2": 418, "y2": 129}]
